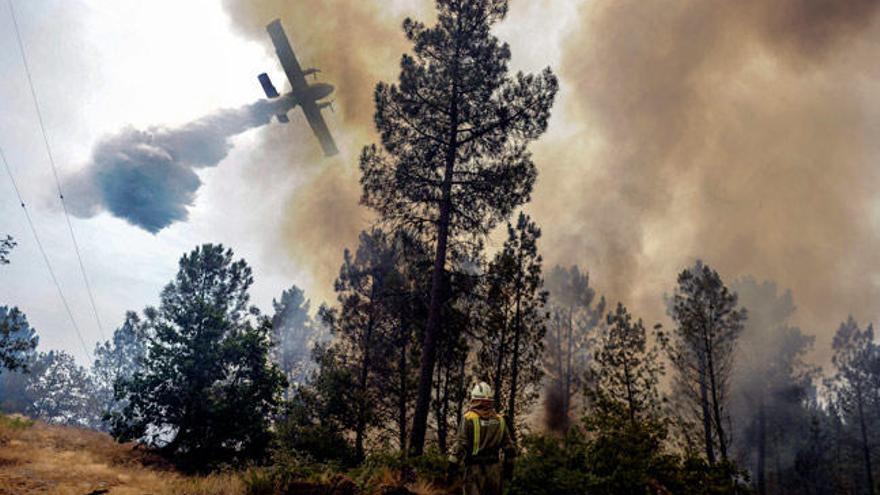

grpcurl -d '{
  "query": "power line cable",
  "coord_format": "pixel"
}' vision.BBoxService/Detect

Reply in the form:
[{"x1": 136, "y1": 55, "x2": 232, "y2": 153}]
[
  {"x1": 1, "y1": 148, "x2": 93, "y2": 362},
  {"x1": 8, "y1": 0, "x2": 107, "y2": 342}
]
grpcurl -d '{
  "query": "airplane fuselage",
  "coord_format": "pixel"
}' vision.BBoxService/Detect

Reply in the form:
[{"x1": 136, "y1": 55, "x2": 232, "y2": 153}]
[
  {"x1": 298, "y1": 82, "x2": 334, "y2": 102},
  {"x1": 277, "y1": 82, "x2": 333, "y2": 114}
]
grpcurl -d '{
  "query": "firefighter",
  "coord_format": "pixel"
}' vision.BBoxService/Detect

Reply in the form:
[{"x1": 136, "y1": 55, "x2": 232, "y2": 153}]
[{"x1": 447, "y1": 381, "x2": 517, "y2": 495}]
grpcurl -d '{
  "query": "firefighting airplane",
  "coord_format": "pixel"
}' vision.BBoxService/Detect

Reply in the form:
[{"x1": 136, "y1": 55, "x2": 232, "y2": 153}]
[{"x1": 258, "y1": 19, "x2": 339, "y2": 156}]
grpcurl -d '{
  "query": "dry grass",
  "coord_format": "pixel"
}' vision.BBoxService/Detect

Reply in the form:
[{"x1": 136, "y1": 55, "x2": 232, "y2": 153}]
[
  {"x1": 0, "y1": 414, "x2": 245, "y2": 495},
  {"x1": 363, "y1": 467, "x2": 446, "y2": 495},
  {"x1": 0, "y1": 414, "x2": 452, "y2": 495}
]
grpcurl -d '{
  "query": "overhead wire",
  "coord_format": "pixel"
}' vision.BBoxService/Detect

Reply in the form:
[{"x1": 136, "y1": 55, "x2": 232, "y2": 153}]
[
  {"x1": 7, "y1": 0, "x2": 107, "y2": 343},
  {"x1": 1, "y1": 148, "x2": 93, "y2": 362}
]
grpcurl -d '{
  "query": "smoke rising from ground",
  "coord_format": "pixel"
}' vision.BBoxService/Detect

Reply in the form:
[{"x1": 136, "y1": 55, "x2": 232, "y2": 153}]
[
  {"x1": 530, "y1": 0, "x2": 880, "y2": 358},
  {"x1": 68, "y1": 98, "x2": 294, "y2": 233}
]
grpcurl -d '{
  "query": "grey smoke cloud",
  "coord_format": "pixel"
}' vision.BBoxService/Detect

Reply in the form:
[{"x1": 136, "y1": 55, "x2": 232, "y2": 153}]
[
  {"x1": 68, "y1": 98, "x2": 293, "y2": 233},
  {"x1": 531, "y1": 0, "x2": 880, "y2": 361}
]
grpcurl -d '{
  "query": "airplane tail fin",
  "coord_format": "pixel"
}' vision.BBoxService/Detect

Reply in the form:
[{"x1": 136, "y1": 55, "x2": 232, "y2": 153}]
[
  {"x1": 258, "y1": 73, "x2": 280, "y2": 98},
  {"x1": 259, "y1": 73, "x2": 290, "y2": 123}
]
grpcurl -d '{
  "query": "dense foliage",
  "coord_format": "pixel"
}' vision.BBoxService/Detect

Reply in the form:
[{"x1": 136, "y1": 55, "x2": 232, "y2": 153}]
[
  {"x1": 108, "y1": 244, "x2": 286, "y2": 470},
  {"x1": 0, "y1": 305, "x2": 38, "y2": 373}
]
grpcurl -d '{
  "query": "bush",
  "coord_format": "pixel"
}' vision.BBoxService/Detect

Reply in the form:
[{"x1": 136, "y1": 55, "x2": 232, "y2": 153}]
[
  {"x1": 508, "y1": 430, "x2": 593, "y2": 495},
  {"x1": 0, "y1": 413, "x2": 34, "y2": 431},
  {"x1": 273, "y1": 394, "x2": 357, "y2": 468},
  {"x1": 508, "y1": 418, "x2": 751, "y2": 495}
]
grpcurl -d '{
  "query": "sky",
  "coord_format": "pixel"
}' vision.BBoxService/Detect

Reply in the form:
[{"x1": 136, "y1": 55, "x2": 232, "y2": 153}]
[
  {"x1": 0, "y1": 0, "x2": 323, "y2": 362},
  {"x1": 1, "y1": 0, "x2": 879, "y2": 369}
]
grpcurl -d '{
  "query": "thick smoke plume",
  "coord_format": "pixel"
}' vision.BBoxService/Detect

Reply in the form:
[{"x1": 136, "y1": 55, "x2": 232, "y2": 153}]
[
  {"x1": 221, "y1": 1, "x2": 880, "y2": 360},
  {"x1": 221, "y1": 0, "x2": 431, "y2": 298},
  {"x1": 68, "y1": 98, "x2": 294, "y2": 232},
  {"x1": 530, "y1": 0, "x2": 880, "y2": 358}
]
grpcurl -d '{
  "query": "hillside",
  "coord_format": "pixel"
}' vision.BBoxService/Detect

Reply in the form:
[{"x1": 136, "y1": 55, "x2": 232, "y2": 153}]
[
  {"x1": 0, "y1": 414, "x2": 243, "y2": 495},
  {"x1": 0, "y1": 415, "x2": 441, "y2": 495}
]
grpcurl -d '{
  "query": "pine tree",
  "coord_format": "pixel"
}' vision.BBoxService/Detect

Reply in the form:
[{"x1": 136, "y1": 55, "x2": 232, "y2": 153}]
[
  {"x1": 729, "y1": 278, "x2": 816, "y2": 494},
  {"x1": 543, "y1": 265, "x2": 605, "y2": 433},
  {"x1": 28, "y1": 350, "x2": 98, "y2": 427},
  {"x1": 826, "y1": 317, "x2": 877, "y2": 495},
  {"x1": 109, "y1": 244, "x2": 285, "y2": 470},
  {"x1": 475, "y1": 212, "x2": 547, "y2": 438},
  {"x1": 666, "y1": 260, "x2": 746, "y2": 465},
  {"x1": 359, "y1": 0, "x2": 558, "y2": 454},
  {"x1": 374, "y1": 232, "x2": 431, "y2": 452},
  {"x1": 589, "y1": 303, "x2": 663, "y2": 425},
  {"x1": 0, "y1": 235, "x2": 15, "y2": 265},
  {"x1": 318, "y1": 229, "x2": 406, "y2": 461},
  {"x1": 0, "y1": 306, "x2": 38, "y2": 373},
  {"x1": 271, "y1": 285, "x2": 320, "y2": 393},
  {"x1": 92, "y1": 311, "x2": 148, "y2": 429}
]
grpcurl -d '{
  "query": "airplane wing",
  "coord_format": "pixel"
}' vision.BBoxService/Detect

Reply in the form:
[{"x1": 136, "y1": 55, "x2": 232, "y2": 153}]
[
  {"x1": 266, "y1": 19, "x2": 308, "y2": 92},
  {"x1": 301, "y1": 99, "x2": 339, "y2": 156}
]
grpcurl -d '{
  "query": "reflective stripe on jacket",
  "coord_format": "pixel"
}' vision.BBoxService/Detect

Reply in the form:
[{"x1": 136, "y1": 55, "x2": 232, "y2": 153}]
[{"x1": 448, "y1": 409, "x2": 516, "y2": 466}]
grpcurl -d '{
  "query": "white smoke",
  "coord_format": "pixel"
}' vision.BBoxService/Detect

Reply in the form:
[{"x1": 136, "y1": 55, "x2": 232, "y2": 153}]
[{"x1": 67, "y1": 97, "x2": 294, "y2": 233}]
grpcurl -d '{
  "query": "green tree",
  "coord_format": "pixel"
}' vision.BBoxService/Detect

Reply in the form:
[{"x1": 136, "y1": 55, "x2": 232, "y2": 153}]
[
  {"x1": 475, "y1": 212, "x2": 547, "y2": 438},
  {"x1": 0, "y1": 306, "x2": 38, "y2": 373},
  {"x1": 543, "y1": 265, "x2": 605, "y2": 433},
  {"x1": 0, "y1": 235, "x2": 15, "y2": 265},
  {"x1": 28, "y1": 350, "x2": 99, "y2": 427},
  {"x1": 359, "y1": 0, "x2": 558, "y2": 454},
  {"x1": 729, "y1": 278, "x2": 816, "y2": 494},
  {"x1": 374, "y1": 232, "x2": 431, "y2": 452},
  {"x1": 109, "y1": 244, "x2": 285, "y2": 470},
  {"x1": 274, "y1": 344, "x2": 359, "y2": 467},
  {"x1": 271, "y1": 285, "x2": 320, "y2": 393},
  {"x1": 589, "y1": 303, "x2": 663, "y2": 425},
  {"x1": 92, "y1": 311, "x2": 148, "y2": 429},
  {"x1": 666, "y1": 260, "x2": 746, "y2": 465},
  {"x1": 318, "y1": 229, "x2": 405, "y2": 461},
  {"x1": 826, "y1": 317, "x2": 876, "y2": 495}
]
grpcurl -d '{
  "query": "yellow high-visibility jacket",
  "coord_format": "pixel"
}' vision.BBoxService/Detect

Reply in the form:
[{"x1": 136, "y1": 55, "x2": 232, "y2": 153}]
[{"x1": 448, "y1": 409, "x2": 516, "y2": 466}]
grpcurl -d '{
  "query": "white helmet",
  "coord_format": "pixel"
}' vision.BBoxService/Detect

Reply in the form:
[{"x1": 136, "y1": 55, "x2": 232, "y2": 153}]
[{"x1": 470, "y1": 381, "x2": 492, "y2": 401}]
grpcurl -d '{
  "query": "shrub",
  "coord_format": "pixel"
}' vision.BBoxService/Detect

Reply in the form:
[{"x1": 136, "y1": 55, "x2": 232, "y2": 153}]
[{"x1": 508, "y1": 430, "x2": 593, "y2": 495}]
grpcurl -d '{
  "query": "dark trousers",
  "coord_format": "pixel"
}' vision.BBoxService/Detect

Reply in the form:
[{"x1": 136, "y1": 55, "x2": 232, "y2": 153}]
[{"x1": 462, "y1": 462, "x2": 503, "y2": 495}]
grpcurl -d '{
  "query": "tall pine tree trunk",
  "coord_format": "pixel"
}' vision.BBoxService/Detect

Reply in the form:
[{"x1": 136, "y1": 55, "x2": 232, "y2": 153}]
[
  {"x1": 494, "y1": 320, "x2": 509, "y2": 410},
  {"x1": 356, "y1": 311, "x2": 376, "y2": 462},
  {"x1": 757, "y1": 400, "x2": 766, "y2": 495},
  {"x1": 563, "y1": 307, "x2": 573, "y2": 430},
  {"x1": 433, "y1": 362, "x2": 444, "y2": 451},
  {"x1": 507, "y1": 294, "x2": 523, "y2": 441},
  {"x1": 707, "y1": 351, "x2": 729, "y2": 462},
  {"x1": 398, "y1": 334, "x2": 408, "y2": 452},
  {"x1": 410, "y1": 78, "x2": 460, "y2": 456},
  {"x1": 700, "y1": 363, "x2": 716, "y2": 464},
  {"x1": 857, "y1": 389, "x2": 875, "y2": 495}
]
